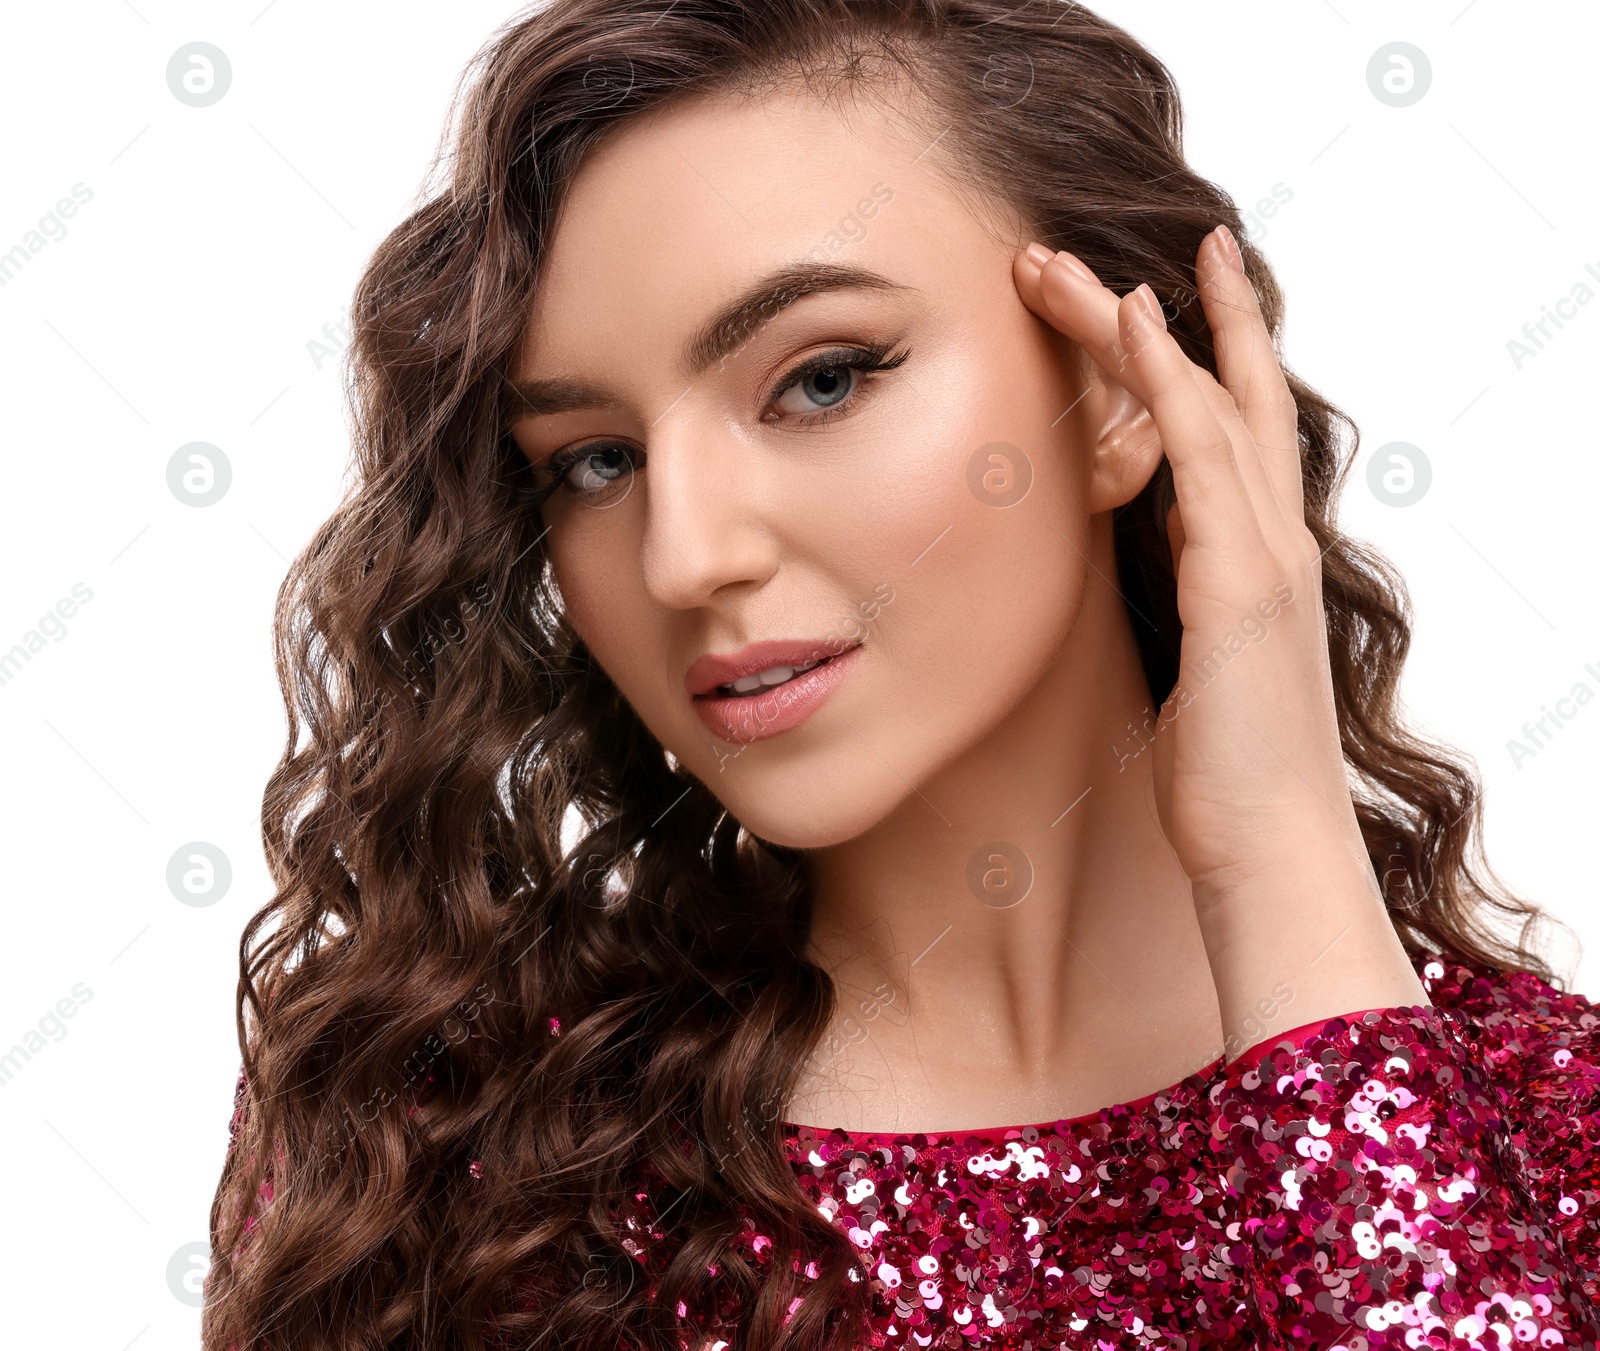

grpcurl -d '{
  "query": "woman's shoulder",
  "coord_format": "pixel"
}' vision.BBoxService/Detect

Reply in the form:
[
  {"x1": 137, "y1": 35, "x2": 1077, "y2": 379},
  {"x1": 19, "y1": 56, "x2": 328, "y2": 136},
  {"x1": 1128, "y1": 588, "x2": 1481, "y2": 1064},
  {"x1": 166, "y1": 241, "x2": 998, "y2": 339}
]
[
  {"x1": 1420, "y1": 947, "x2": 1600, "y2": 1241},
  {"x1": 1419, "y1": 945, "x2": 1600, "y2": 1055},
  {"x1": 1416, "y1": 945, "x2": 1600, "y2": 1110}
]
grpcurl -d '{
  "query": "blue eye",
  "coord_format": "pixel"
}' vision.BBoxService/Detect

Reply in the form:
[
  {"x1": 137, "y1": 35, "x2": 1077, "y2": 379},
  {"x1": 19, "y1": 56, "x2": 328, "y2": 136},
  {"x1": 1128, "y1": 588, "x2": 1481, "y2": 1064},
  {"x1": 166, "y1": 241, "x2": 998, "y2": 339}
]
[
  {"x1": 767, "y1": 343, "x2": 910, "y2": 422},
  {"x1": 547, "y1": 442, "x2": 636, "y2": 499},
  {"x1": 533, "y1": 343, "x2": 911, "y2": 507},
  {"x1": 772, "y1": 364, "x2": 859, "y2": 416}
]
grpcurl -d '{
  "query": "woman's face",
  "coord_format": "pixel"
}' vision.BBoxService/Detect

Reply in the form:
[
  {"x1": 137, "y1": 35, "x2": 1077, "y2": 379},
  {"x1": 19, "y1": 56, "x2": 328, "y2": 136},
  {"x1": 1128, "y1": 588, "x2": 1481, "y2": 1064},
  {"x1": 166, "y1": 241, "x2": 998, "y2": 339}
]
[{"x1": 511, "y1": 82, "x2": 1134, "y2": 849}]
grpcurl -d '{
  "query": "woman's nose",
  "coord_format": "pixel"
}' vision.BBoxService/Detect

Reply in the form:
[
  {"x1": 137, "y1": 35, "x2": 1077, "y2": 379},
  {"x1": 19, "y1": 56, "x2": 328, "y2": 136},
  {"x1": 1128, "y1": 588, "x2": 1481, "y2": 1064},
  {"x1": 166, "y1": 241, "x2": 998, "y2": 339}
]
[{"x1": 638, "y1": 415, "x2": 780, "y2": 612}]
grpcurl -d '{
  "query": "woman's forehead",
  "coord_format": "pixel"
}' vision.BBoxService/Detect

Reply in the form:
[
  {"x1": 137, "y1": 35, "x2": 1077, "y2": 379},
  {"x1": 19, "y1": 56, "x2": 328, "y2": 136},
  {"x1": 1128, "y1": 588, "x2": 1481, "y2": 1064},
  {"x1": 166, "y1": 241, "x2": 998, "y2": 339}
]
[{"x1": 522, "y1": 89, "x2": 1004, "y2": 369}]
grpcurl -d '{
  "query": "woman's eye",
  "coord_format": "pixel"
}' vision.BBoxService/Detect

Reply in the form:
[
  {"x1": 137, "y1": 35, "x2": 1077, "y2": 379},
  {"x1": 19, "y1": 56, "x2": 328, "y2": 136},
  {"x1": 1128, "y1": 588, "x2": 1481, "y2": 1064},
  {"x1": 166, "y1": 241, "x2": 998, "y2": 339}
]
[
  {"x1": 771, "y1": 365, "x2": 861, "y2": 417},
  {"x1": 557, "y1": 443, "x2": 634, "y2": 495}
]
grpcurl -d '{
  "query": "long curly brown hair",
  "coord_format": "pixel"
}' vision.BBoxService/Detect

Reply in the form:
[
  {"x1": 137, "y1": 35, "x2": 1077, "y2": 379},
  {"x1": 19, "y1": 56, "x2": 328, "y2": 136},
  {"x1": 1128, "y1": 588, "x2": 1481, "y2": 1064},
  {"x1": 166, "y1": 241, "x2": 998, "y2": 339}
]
[{"x1": 202, "y1": 2, "x2": 1565, "y2": 1348}]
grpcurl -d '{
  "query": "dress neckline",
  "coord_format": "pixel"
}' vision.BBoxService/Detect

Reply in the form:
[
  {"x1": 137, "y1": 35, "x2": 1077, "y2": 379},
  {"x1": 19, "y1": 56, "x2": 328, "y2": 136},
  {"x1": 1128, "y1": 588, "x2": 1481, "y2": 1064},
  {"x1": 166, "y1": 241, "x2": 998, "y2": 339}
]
[
  {"x1": 778, "y1": 1003, "x2": 1404, "y2": 1145},
  {"x1": 779, "y1": 1050, "x2": 1227, "y2": 1146}
]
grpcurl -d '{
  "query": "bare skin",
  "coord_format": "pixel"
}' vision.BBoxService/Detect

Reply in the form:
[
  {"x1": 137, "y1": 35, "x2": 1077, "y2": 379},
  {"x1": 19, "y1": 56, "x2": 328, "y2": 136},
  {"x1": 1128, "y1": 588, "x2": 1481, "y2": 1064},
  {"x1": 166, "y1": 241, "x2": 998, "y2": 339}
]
[{"x1": 509, "y1": 77, "x2": 1426, "y2": 1133}]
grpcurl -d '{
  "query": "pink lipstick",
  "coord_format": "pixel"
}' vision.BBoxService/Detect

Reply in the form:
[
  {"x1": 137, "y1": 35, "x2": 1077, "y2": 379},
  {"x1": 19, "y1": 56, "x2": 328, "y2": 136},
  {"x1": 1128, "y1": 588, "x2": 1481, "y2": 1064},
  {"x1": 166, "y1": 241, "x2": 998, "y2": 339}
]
[{"x1": 686, "y1": 639, "x2": 863, "y2": 745}]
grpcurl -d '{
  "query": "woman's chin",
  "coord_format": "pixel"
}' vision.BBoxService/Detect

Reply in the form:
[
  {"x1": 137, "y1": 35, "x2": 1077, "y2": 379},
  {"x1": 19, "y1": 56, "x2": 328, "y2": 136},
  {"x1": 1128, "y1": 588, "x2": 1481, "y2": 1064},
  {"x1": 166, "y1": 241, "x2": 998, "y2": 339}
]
[{"x1": 718, "y1": 786, "x2": 898, "y2": 853}]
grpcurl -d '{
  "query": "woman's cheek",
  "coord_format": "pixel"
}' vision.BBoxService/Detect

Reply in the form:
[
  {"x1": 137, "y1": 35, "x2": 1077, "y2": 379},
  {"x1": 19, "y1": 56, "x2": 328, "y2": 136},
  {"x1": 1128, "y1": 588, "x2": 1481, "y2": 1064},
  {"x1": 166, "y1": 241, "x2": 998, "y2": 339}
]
[
  {"x1": 549, "y1": 544, "x2": 671, "y2": 716},
  {"x1": 902, "y1": 413, "x2": 1085, "y2": 708}
]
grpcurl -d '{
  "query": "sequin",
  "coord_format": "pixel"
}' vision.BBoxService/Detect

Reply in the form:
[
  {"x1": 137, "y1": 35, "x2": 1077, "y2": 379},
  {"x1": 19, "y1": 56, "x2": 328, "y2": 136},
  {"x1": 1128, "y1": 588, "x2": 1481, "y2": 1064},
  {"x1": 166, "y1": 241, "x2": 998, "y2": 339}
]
[
  {"x1": 229, "y1": 949, "x2": 1600, "y2": 1348},
  {"x1": 644, "y1": 951, "x2": 1600, "y2": 1347}
]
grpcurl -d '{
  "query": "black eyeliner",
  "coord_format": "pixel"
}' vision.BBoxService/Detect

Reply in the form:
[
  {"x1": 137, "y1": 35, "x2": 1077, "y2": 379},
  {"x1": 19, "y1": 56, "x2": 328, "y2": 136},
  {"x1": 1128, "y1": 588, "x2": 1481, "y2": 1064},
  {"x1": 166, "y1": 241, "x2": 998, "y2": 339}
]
[
  {"x1": 535, "y1": 441, "x2": 638, "y2": 505},
  {"x1": 532, "y1": 342, "x2": 910, "y2": 506},
  {"x1": 765, "y1": 340, "x2": 911, "y2": 406}
]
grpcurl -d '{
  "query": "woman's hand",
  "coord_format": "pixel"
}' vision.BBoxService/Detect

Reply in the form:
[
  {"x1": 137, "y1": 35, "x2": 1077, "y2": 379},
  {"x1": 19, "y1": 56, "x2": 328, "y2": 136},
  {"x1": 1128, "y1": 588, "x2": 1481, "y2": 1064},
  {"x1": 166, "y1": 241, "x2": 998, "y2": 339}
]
[{"x1": 1013, "y1": 227, "x2": 1427, "y2": 1055}]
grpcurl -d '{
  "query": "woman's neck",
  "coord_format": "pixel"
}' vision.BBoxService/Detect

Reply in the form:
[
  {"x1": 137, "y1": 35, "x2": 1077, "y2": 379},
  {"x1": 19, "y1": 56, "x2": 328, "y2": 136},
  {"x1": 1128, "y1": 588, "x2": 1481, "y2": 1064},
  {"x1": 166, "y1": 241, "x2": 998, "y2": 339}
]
[{"x1": 791, "y1": 545, "x2": 1226, "y2": 1134}]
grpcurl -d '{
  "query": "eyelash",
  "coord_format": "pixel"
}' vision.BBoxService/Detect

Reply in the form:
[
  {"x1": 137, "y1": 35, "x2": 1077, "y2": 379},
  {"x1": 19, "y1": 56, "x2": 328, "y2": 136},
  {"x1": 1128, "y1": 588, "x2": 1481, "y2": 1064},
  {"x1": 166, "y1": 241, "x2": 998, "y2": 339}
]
[
  {"x1": 534, "y1": 340, "x2": 912, "y2": 504},
  {"x1": 760, "y1": 340, "x2": 911, "y2": 427}
]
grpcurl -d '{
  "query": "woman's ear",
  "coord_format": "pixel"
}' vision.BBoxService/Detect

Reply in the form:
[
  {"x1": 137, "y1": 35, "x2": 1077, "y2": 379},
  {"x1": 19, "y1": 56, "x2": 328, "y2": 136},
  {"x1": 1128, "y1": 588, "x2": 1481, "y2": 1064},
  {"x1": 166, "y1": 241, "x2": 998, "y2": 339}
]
[{"x1": 1074, "y1": 352, "x2": 1165, "y2": 514}]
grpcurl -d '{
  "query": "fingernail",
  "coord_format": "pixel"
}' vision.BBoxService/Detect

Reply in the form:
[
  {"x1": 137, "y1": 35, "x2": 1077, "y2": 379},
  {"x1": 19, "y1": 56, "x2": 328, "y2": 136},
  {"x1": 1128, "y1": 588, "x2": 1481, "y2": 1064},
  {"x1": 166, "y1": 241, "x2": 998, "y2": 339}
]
[
  {"x1": 1053, "y1": 250, "x2": 1098, "y2": 285},
  {"x1": 1215, "y1": 224, "x2": 1244, "y2": 272},
  {"x1": 1133, "y1": 284, "x2": 1166, "y2": 330},
  {"x1": 1024, "y1": 241, "x2": 1054, "y2": 267}
]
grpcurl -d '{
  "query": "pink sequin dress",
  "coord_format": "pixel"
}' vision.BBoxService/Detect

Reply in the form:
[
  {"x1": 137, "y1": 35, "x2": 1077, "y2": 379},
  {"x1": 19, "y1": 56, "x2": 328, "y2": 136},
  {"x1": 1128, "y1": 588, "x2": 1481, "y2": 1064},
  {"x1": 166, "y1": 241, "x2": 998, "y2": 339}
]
[
  {"x1": 224, "y1": 950, "x2": 1600, "y2": 1348},
  {"x1": 765, "y1": 952, "x2": 1600, "y2": 1349}
]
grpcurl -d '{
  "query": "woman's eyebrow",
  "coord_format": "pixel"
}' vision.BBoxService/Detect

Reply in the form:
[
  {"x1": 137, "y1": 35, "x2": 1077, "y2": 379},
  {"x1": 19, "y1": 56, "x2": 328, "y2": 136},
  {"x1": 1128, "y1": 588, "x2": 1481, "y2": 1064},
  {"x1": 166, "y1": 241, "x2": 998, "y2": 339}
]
[
  {"x1": 503, "y1": 262, "x2": 914, "y2": 421},
  {"x1": 502, "y1": 375, "x2": 620, "y2": 421},
  {"x1": 681, "y1": 261, "x2": 914, "y2": 376}
]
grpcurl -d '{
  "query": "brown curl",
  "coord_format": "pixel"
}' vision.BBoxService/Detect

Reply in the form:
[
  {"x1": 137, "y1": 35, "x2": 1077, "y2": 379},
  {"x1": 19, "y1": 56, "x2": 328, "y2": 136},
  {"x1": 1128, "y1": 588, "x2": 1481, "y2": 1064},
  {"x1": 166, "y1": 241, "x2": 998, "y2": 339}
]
[{"x1": 204, "y1": 4, "x2": 1564, "y2": 1349}]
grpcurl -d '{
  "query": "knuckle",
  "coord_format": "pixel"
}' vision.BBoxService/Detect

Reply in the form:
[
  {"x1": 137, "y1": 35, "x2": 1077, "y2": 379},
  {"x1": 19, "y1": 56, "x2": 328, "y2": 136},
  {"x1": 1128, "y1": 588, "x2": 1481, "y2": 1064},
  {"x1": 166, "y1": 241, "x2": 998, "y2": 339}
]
[
  {"x1": 1262, "y1": 380, "x2": 1299, "y2": 425},
  {"x1": 1205, "y1": 429, "x2": 1239, "y2": 468},
  {"x1": 1291, "y1": 523, "x2": 1322, "y2": 569},
  {"x1": 1199, "y1": 374, "x2": 1236, "y2": 417}
]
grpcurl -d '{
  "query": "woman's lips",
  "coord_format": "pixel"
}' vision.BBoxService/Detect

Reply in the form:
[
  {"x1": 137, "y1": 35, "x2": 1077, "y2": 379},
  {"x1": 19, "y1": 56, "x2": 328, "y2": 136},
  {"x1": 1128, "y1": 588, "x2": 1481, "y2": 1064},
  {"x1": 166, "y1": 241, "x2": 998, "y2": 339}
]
[{"x1": 688, "y1": 642, "x2": 863, "y2": 745}]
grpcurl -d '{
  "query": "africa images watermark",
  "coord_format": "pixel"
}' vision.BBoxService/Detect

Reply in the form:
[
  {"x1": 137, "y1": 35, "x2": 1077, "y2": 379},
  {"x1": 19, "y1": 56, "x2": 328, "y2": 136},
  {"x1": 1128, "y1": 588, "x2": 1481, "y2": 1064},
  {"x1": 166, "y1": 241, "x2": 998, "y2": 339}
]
[
  {"x1": 314, "y1": 983, "x2": 495, "y2": 1168},
  {"x1": 1506, "y1": 657, "x2": 1600, "y2": 769},
  {"x1": 0, "y1": 981, "x2": 94, "y2": 1088},
  {"x1": 1097, "y1": 182, "x2": 1290, "y2": 333},
  {"x1": 0, "y1": 582, "x2": 95, "y2": 691},
  {"x1": 365, "y1": 580, "x2": 499, "y2": 714},
  {"x1": 307, "y1": 313, "x2": 352, "y2": 372},
  {"x1": 806, "y1": 978, "x2": 903, "y2": 1084},
  {"x1": 1112, "y1": 582, "x2": 1296, "y2": 771},
  {"x1": 711, "y1": 180, "x2": 896, "y2": 375},
  {"x1": 1506, "y1": 259, "x2": 1600, "y2": 371},
  {"x1": 1169, "y1": 979, "x2": 1297, "y2": 1082},
  {"x1": 0, "y1": 182, "x2": 93, "y2": 288},
  {"x1": 711, "y1": 581, "x2": 896, "y2": 772},
  {"x1": 708, "y1": 976, "x2": 904, "y2": 1171}
]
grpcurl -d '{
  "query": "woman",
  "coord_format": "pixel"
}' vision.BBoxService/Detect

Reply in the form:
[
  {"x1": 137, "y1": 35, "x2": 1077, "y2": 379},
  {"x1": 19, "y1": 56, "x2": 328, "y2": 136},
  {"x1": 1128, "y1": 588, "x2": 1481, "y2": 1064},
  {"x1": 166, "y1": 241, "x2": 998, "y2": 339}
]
[{"x1": 204, "y1": 2, "x2": 1600, "y2": 1348}]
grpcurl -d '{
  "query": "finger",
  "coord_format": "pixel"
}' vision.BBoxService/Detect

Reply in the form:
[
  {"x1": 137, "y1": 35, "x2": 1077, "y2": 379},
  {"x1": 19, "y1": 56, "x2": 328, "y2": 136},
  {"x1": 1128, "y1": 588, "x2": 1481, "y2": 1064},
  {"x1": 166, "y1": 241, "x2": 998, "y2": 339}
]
[
  {"x1": 1018, "y1": 243, "x2": 1297, "y2": 558},
  {"x1": 1020, "y1": 248, "x2": 1268, "y2": 531},
  {"x1": 1195, "y1": 226, "x2": 1306, "y2": 522},
  {"x1": 1103, "y1": 278, "x2": 1266, "y2": 557},
  {"x1": 1187, "y1": 366, "x2": 1308, "y2": 560},
  {"x1": 1014, "y1": 245, "x2": 1140, "y2": 404},
  {"x1": 1017, "y1": 246, "x2": 1266, "y2": 556}
]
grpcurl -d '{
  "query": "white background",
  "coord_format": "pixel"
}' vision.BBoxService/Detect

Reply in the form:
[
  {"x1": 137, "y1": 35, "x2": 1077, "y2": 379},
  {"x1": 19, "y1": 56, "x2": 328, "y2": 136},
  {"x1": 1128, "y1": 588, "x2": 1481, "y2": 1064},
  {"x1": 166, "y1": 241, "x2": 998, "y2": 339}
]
[{"x1": 0, "y1": 1, "x2": 1594, "y2": 1344}]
